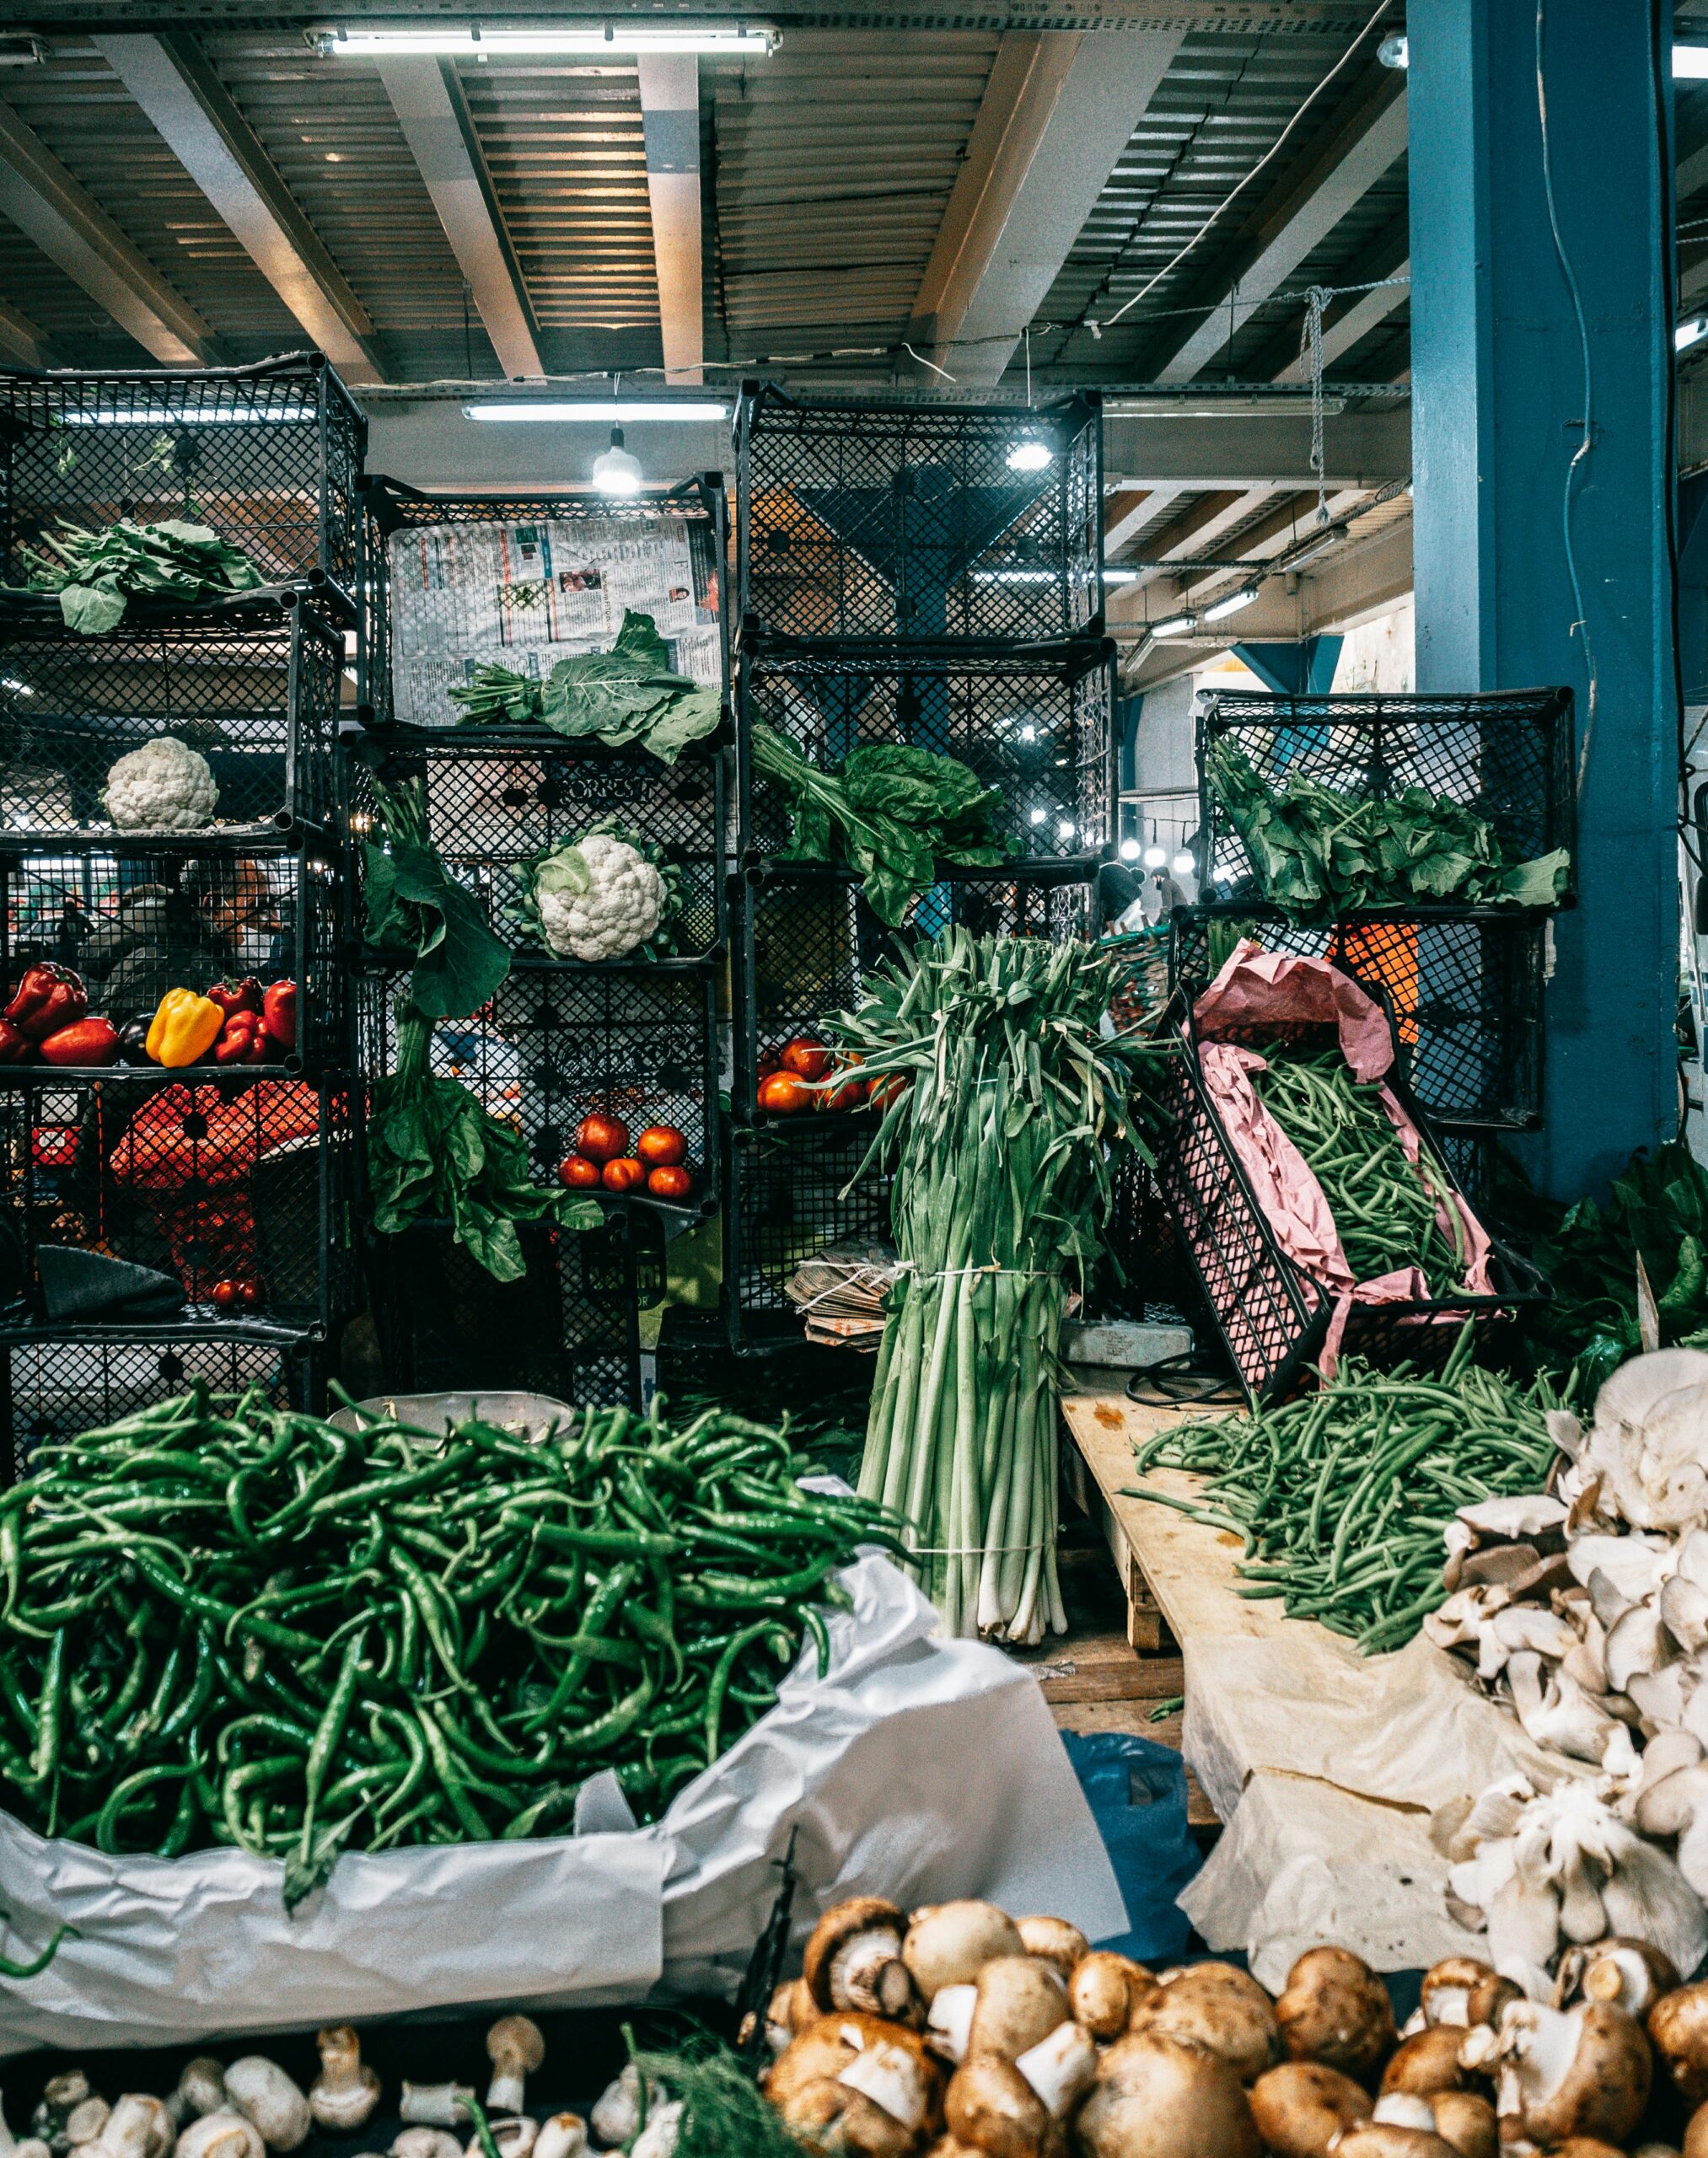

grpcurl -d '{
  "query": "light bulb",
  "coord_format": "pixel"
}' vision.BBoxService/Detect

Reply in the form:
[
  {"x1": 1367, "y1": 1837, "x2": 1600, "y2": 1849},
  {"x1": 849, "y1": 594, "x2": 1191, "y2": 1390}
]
[
  {"x1": 1029, "y1": 808, "x2": 1048, "y2": 825},
  {"x1": 592, "y1": 425, "x2": 643, "y2": 497},
  {"x1": 1172, "y1": 850, "x2": 1195, "y2": 875},
  {"x1": 1006, "y1": 438, "x2": 1054, "y2": 473},
  {"x1": 1119, "y1": 837, "x2": 1142, "y2": 863},
  {"x1": 1056, "y1": 820, "x2": 1077, "y2": 843},
  {"x1": 1143, "y1": 845, "x2": 1168, "y2": 868}
]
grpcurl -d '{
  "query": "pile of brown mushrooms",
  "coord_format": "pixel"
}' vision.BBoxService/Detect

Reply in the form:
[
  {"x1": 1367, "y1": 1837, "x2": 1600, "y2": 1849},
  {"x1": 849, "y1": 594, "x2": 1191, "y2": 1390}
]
[{"x1": 750, "y1": 1896, "x2": 1708, "y2": 2157}]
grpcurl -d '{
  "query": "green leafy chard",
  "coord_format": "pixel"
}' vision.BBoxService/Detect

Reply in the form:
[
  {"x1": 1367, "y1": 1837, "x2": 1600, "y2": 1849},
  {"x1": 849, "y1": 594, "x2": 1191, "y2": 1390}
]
[
  {"x1": 11, "y1": 518, "x2": 266, "y2": 634},
  {"x1": 449, "y1": 609, "x2": 720, "y2": 764},
  {"x1": 361, "y1": 776, "x2": 512, "y2": 1018}
]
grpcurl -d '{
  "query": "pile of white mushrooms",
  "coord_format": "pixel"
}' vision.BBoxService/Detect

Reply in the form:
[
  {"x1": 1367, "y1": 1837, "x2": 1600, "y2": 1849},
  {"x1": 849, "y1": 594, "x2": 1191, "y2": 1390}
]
[{"x1": 739, "y1": 1891, "x2": 1708, "y2": 2157}]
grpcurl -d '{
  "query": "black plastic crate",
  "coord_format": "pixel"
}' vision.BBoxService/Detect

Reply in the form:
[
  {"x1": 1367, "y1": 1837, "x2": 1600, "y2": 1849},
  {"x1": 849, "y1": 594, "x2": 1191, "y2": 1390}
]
[
  {"x1": 0, "y1": 1323, "x2": 322, "y2": 1479},
  {"x1": 347, "y1": 729, "x2": 727, "y2": 962},
  {"x1": 2, "y1": 838, "x2": 346, "y2": 1075},
  {"x1": 0, "y1": 593, "x2": 346, "y2": 835},
  {"x1": 1197, "y1": 687, "x2": 1576, "y2": 912},
  {"x1": 725, "y1": 1119, "x2": 894, "y2": 1351},
  {"x1": 739, "y1": 639, "x2": 1114, "y2": 864},
  {"x1": 1154, "y1": 1006, "x2": 1548, "y2": 1404},
  {"x1": 0, "y1": 1071, "x2": 356, "y2": 1333},
  {"x1": 368, "y1": 1216, "x2": 643, "y2": 1409},
  {"x1": 360, "y1": 475, "x2": 728, "y2": 727},
  {"x1": 734, "y1": 386, "x2": 1102, "y2": 642},
  {"x1": 356, "y1": 964, "x2": 719, "y2": 1221},
  {"x1": 1169, "y1": 905, "x2": 1546, "y2": 1131},
  {"x1": 1, "y1": 355, "x2": 365, "y2": 604},
  {"x1": 735, "y1": 862, "x2": 1093, "y2": 1124}
]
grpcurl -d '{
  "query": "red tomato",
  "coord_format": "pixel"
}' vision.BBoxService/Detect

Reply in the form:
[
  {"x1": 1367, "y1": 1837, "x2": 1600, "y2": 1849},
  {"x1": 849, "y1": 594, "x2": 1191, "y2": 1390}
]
[
  {"x1": 210, "y1": 1280, "x2": 239, "y2": 1309},
  {"x1": 780, "y1": 1036, "x2": 832, "y2": 1082},
  {"x1": 757, "y1": 1071, "x2": 811, "y2": 1115},
  {"x1": 557, "y1": 1154, "x2": 602, "y2": 1189},
  {"x1": 601, "y1": 1157, "x2": 646, "y2": 1194},
  {"x1": 819, "y1": 1073, "x2": 868, "y2": 1113},
  {"x1": 236, "y1": 1279, "x2": 264, "y2": 1308},
  {"x1": 647, "y1": 1164, "x2": 694, "y2": 1201},
  {"x1": 867, "y1": 1074, "x2": 909, "y2": 1113},
  {"x1": 575, "y1": 1112, "x2": 630, "y2": 1164},
  {"x1": 636, "y1": 1124, "x2": 687, "y2": 1168}
]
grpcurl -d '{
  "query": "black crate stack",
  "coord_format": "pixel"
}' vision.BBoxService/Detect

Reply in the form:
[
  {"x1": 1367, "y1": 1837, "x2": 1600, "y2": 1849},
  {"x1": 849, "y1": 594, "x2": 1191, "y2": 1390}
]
[
  {"x1": 352, "y1": 476, "x2": 729, "y2": 1409},
  {"x1": 725, "y1": 384, "x2": 1114, "y2": 1350},
  {"x1": 0, "y1": 357, "x2": 365, "y2": 1468}
]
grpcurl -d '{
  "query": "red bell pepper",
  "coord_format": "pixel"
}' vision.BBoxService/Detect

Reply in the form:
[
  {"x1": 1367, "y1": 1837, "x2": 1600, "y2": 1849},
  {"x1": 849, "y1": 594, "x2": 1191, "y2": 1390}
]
[
  {"x1": 37, "y1": 1016, "x2": 121, "y2": 1067},
  {"x1": 0, "y1": 1020, "x2": 30, "y2": 1065},
  {"x1": 207, "y1": 978, "x2": 262, "y2": 1018},
  {"x1": 3, "y1": 964, "x2": 87, "y2": 1042},
  {"x1": 261, "y1": 980, "x2": 297, "y2": 1053},
  {"x1": 213, "y1": 1009, "x2": 272, "y2": 1066}
]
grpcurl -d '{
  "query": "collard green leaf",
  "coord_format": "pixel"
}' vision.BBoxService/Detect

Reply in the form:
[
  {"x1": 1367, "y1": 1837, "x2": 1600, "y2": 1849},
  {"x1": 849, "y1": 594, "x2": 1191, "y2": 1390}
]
[
  {"x1": 363, "y1": 782, "x2": 512, "y2": 1021},
  {"x1": 60, "y1": 582, "x2": 128, "y2": 636}
]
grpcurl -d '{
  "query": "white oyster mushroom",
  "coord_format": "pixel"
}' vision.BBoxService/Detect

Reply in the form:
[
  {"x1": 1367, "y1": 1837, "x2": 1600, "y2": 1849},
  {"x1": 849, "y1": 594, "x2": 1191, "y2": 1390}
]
[
  {"x1": 1458, "y1": 1495, "x2": 1571, "y2": 1543},
  {"x1": 534, "y1": 834, "x2": 663, "y2": 963},
  {"x1": 1663, "y1": 1573, "x2": 1708, "y2": 1655},
  {"x1": 1582, "y1": 1350, "x2": 1708, "y2": 1528},
  {"x1": 103, "y1": 737, "x2": 218, "y2": 832},
  {"x1": 1507, "y1": 1653, "x2": 1619, "y2": 1763},
  {"x1": 1606, "y1": 1600, "x2": 1676, "y2": 1694},
  {"x1": 1568, "y1": 1532, "x2": 1678, "y2": 1608},
  {"x1": 1480, "y1": 1606, "x2": 1580, "y2": 1682}
]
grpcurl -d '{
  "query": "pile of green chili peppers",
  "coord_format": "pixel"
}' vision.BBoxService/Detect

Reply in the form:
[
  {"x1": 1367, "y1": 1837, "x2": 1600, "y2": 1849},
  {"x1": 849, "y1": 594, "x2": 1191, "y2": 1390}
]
[
  {"x1": 1251, "y1": 1047, "x2": 1467, "y2": 1295},
  {"x1": 1127, "y1": 1331, "x2": 1566, "y2": 1653},
  {"x1": 0, "y1": 1388, "x2": 900, "y2": 1902}
]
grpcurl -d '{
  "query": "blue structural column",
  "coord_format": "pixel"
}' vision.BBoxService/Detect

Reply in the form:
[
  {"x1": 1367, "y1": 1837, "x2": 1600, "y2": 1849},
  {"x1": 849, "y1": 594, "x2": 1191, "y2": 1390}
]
[{"x1": 1410, "y1": 0, "x2": 1677, "y2": 1198}]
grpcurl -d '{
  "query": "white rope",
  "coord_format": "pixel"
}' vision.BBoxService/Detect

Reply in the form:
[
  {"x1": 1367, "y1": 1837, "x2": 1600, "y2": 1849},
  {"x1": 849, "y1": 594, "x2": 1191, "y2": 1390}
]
[{"x1": 1300, "y1": 284, "x2": 1332, "y2": 527}]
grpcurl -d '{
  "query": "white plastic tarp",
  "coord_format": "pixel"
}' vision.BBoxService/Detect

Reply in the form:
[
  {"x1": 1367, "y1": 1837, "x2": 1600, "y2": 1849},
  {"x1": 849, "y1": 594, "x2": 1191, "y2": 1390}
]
[{"x1": 0, "y1": 1554, "x2": 1125, "y2": 2053}]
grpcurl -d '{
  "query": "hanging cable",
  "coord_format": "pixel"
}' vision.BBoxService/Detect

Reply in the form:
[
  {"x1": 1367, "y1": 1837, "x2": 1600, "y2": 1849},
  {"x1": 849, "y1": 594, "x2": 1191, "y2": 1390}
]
[{"x1": 1298, "y1": 284, "x2": 1332, "y2": 526}]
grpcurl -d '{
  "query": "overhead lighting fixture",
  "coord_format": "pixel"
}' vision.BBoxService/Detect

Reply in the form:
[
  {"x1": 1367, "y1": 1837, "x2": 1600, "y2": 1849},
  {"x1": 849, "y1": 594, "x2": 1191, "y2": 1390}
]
[
  {"x1": 1056, "y1": 820, "x2": 1077, "y2": 844},
  {"x1": 1005, "y1": 438, "x2": 1054, "y2": 475},
  {"x1": 1104, "y1": 393, "x2": 1348, "y2": 420},
  {"x1": 1143, "y1": 845, "x2": 1168, "y2": 868},
  {"x1": 1678, "y1": 43, "x2": 1708, "y2": 78},
  {"x1": 1203, "y1": 584, "x2": 1260, "y2": 623},
  {"x1": 2, "y1": 677, "x2": 34, "y2": 695},
  {"x1": 1102, "y1": 569, "x2": 1138, "y2": 585},
  {"x1": 972, "y1": 569, "x2": 1054, "y2": 583},
  {"x1": 591, "y1": 426, "x2": 644, "y2": 497},
  {"x1": 1680, "y1": 317, "x2": 1708, "y2": 355},
  {"x1": 312, "y1": 24, "x2": 777, "y2": 57},
  {"x1": 1029, "y1": 808, "x2": 1048, "y2": 826},
  {"x1": 1150, "y1": 613, "x2": 1197, "y2": 639},
  {"x1": 1377, "y1": 33, "x2": 1409, "y2": 68},
  {"x1": 1171, "y1": 850, "x2": 1195, "y2": 877},
  {"x1": 1118, "y1": 837, "x2": 1142, "y2": 863},
  {"x1": 1283, "y1": 529, "x2": 1344, "y2": 572},
  {"x1": 0, "y1": 35, "x2": 46, "y2": 65},
  {"x1": 465, "y1": 400, "x2": 729, "y2": 422}
]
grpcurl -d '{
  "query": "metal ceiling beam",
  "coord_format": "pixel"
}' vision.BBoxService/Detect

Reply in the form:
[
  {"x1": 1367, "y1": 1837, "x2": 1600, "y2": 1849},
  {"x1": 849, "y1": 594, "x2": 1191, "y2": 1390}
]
[
  {"x1": 1174, "y1": 486, "x2": 1370, "y2": 603},
  {"x1": 92, "y1": 33, "x2": 386, "y2": 383},
  {"x1": 909, "y1": 25, "x2": 1186, "y2": 385},
  {"x1": 378, "y1": 56, "x2": 544, "y2": 380},
  {"x1": 1154, "y1": 76, "x2": 1409, "y2": 383},
  {"x1": 1271, "y1": 260, "x2": 1410, "y2": 383},
  {"x1": 636, "y1": 52, "x2": 702, "y2": 386},
  {"x1": 1103, "y1": 402, "x2": 1408, "y2": 488},
  {"x1": 1104, "y1": 484, "x2": 1187, "y2": 558},
  {"x1": 0, "y1": 98, "x2": 216, "y2": 363},
  {"x1": 0, "y1": 298, "x2": 52, "y2": 367},
  {"x1": 1122, "y1": 485, "x2": 1284, "y2": 591}
]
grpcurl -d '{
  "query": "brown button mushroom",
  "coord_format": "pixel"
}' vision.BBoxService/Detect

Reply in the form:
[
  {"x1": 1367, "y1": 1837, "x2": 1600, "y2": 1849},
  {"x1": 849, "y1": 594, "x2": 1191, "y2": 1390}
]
[
  {"x1": 1688, "y1": 2098, "x2": 1708, "y2": 2158},
  {"x1": 1128, "y1": 1964, "x2": 1281, "y2": 2086},
  {"x1": 965, "y1": 1960, "x2": 1071, "y2": 2064},
  {"x1": 943, "y1": 2059, "x2": 1055, "y2": 2158},
  {"x1": 1248, "y1": 2062, "x2": 1372, "y2": 2158},
  {"x1": 1557, "y1": 1939, "x2": 1680, "y2": 2021},
  {"x1": 765, "y1": 2012, "x2": 944, "y2": 2158},
  {"x1": 905, "y1": 1905, "x2": 1027, "y2": 2001},
  {"x1": 1014, "y1": 1919, "x2": 1089, "y2": 1982},
  {"x1": 1653, "y1": 1984, "x2": 1708, "y2": 2106},
  {"x1": 1075, "y1": 2033, "x2": 1260, "y2": 2158},
  {"x1": 1546, "y1": 2142, "x2": 1636, "y2": 2158},
  {"x1": 1276, "y1": 1948, "x2": 1398, "y2": 2087},
  {"x1": 1497, "y1": 2000, "x2": 1652, "y2": 2150},
  {"x1": 1417, "y1": 2091, "x2": 1495, "y2": 2158},
  {"x1": 1068, "y1": 1953, "x2": 1157, "y2": 2043},
  {"x1": 806, "y1": 1898, "x2": 916, "y2": 2019},
  {"x1": 1415, "y1": 1961, "x2": 1520, "y2": 2034},
  {"x1": 1378, "y1": 2029, "x2": 1479, "y2": 2099},
  {"x1": 1327, "y1": 2133, "x2": 1458, "y2": 2157}
]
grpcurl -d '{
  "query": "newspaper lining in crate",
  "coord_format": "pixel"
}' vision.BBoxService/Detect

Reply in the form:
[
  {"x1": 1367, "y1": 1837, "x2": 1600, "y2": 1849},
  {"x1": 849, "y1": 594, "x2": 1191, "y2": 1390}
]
[{"x1": 387, "y1": 517, "x2": 722, "y2": 725}]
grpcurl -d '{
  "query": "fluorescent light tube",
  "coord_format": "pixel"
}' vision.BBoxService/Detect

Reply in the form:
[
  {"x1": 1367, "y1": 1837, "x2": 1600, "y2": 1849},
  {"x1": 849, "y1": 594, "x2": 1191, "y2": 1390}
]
[
  {"x1": 314, "y1": 25, "x2": 776, "y2": 56},
  {"x1": 1679, "y1": 317, "x2": 1708, "y2": 354},
  {"x1": 1283, "y1": 529, "x2": 1343, "y2": 572},
  {"x1": 1203, "y1": 585, "x2": 1260, "y2": 622},
  {"x1": 1102, "y1": 569, "x2": 1138, "y2": 584},
  {"x1": 465, "y1": 401, "x2": 729, "y2": 422},
  {"x1": 1150, "y1": 613, "x2": 1197, "y2": 638},
  {"x1": 1678, "y1": 43, "x2": 1708, "y2": 77}
]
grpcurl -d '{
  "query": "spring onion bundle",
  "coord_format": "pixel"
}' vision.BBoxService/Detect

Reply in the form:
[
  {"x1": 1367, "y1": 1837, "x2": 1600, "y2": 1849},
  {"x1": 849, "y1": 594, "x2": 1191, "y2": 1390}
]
[{"x1": 834, "y1": 930, "x2": 1168, "y2": 1643}]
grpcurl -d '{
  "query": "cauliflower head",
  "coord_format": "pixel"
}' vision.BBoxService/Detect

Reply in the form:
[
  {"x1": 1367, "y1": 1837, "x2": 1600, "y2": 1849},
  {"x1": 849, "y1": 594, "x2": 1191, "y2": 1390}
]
[
  {"x1": 535, "y1": 831, "x2": 664, "y2": 963},
  {"x1": 105, "y1": 736, "x2": 219, "y2": 831}
]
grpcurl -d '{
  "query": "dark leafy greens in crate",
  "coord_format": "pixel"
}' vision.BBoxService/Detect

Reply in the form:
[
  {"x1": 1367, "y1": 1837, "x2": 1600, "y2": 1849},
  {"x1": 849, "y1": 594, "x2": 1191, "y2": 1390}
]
[
  {"x1": 362, "y1": 776, "x2": 512, "y2": 1019},
  {"x1": 449, "y1": 610, "x2": 720, "y2": 764},
  {"x1": 10, "y1": 520, "x2": 267, "y2": 636},
  {"x1": 1206, "y1": 738, "x2": 1571, "y2": 921}
]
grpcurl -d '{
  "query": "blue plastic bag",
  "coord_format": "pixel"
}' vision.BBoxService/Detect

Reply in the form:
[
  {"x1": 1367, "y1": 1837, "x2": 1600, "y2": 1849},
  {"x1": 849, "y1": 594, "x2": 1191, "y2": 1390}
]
[{"x1": 1059, "y1": 1730, "x2": 1202, "y2": 1964}]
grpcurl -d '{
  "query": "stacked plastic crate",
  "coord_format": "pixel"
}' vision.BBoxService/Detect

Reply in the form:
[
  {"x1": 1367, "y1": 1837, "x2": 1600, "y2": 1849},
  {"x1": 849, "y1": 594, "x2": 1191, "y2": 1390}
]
[
  {"x1": 0, "y1": 357, "x2": 364, "y2": 1468},
  {"x1": 725, "y1": 384, "x2": 1114, "y2": 1349},
  {"x1": 352, "y1": 476, "x2": 729, "y2": 1409}
]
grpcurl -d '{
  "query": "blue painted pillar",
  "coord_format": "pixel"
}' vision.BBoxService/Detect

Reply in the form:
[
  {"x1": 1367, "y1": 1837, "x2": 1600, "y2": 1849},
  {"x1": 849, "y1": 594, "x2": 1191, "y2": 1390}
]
[
  {"x1": 1233, "y1": 636, "x2": 1343, "y2": 698},
  {"x1": 1409, "y1": 0, "x2": 1678, "y2": 1198}
]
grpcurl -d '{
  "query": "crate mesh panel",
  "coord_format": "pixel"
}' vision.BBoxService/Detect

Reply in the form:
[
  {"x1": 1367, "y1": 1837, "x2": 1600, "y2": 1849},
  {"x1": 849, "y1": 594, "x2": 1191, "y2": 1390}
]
[
  {"x1": 736, "y1": 395, "x2": 1101, "y2": 641},
  {"x1": 737, "y1": 868, "x2": 1091, "y2": 1115},
  {"x1": 0, "y1": 604, "x2": 344, "y2": 833},
  {"x1": 728, "y1": 1123, "x2": 894, "y2": 1343},
  {"x1": 372, "y1": 1218, "x2": 641, "y2": 1409},
  {"x1": 1170, "y1": 909, "x2": 1544, "y2": 1129},
  {"x1": 742, "y1": 649, "x2": 1111, "y2": 861},
  {"x1": 2, "y1": 362, "x2": 363, "y2": 596},
  {"x1": 3, "y1": 1330, "x2": 317, "y2": 1473},
  {"x1": 350, "y1": 738, "x2": 724, "y2": 959},
  {"x1": 2, "y1": 1075, "x2": 353, "y2": 1328},
  {"x1": 1199, "y1": 690, "x2": 1575, "y2": 910},
  {"x1": 357, "y1": 968, "x2": 717, "y2": 1203},
  {"x1": 4, "y1": 843, "x2": 345, "y2": 1071}
]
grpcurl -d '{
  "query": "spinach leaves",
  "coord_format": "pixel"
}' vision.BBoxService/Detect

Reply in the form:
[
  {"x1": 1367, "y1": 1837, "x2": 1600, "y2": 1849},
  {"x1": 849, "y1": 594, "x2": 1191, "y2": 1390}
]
[
  {"x1": 1207, "y1": 738, "x2": 1570, "y2": 921},
  {"x1": 13, "y1": 518, "x2": 266, "y2": 634},
  {"x1": 750, "y1": 722, "x2": 1014, "y2": 926},
  {"x1": 362, "y1": 776, "x2": 511, "y2": 1019},
  {"x1": 449, "y1": 609, "x2": 721, "y2": 763}
]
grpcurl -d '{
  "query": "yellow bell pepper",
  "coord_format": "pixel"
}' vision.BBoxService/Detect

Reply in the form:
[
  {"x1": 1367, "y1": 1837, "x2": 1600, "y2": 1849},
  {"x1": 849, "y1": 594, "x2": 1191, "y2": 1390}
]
[{"x1": 145, "y1": 987, "x2": 224, "y2": 1068}]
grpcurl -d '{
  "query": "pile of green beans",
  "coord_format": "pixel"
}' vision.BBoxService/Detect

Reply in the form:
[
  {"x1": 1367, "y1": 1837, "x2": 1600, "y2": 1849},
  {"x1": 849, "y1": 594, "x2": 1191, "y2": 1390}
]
[
  {"x1": 0, "y1": 1388, "x2": 900, "y2": 1897},
  {"x1": 1252, "y1": 1047, "x2": 1467, "y2": 1295},
  {"x1": 1126, "y1": 1332, "x2": 1565, "y2": 1653}
]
